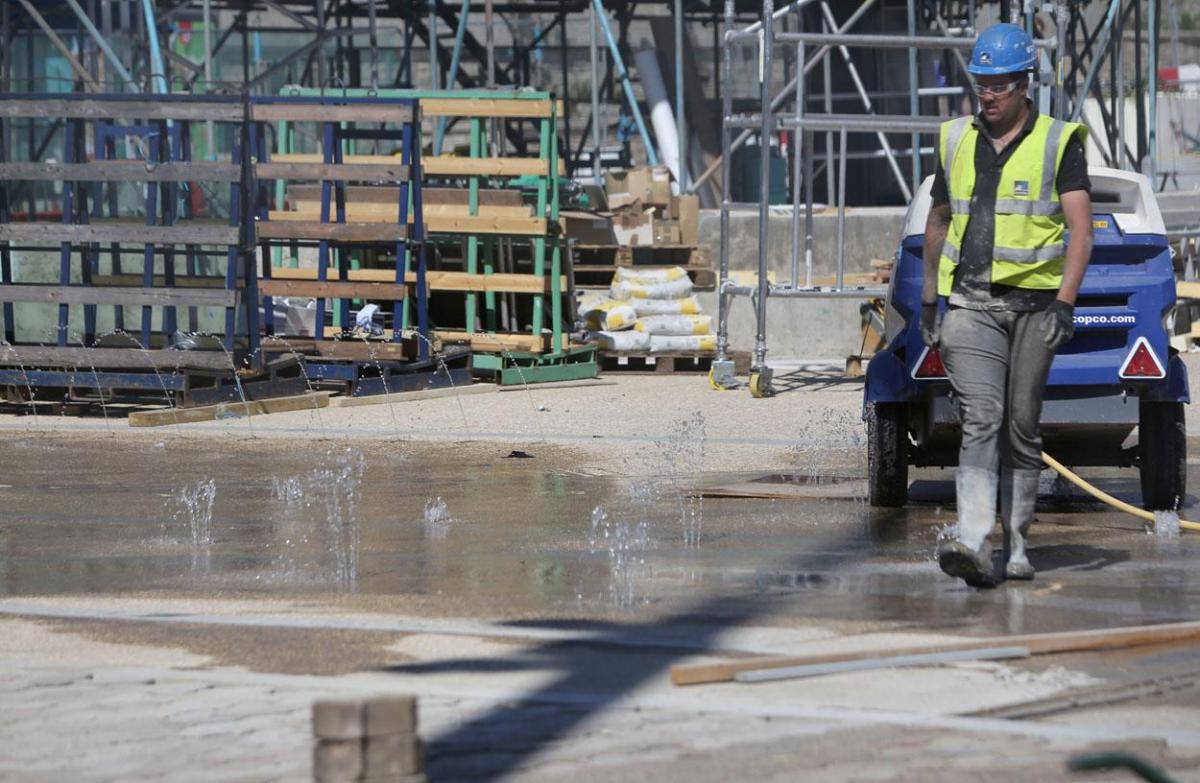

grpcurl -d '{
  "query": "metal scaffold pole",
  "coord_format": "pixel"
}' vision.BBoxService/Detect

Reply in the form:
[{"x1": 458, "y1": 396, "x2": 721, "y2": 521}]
[{"x1": 751, "y1": 0, "x2": 775, "y2": 395}]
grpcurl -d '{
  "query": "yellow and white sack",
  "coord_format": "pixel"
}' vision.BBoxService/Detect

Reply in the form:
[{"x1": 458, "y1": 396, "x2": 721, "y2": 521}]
[
  {"x1": 633, "y1": 295, "x2": 701, "y2": 316},
  {"x1": 650, "y1": 334, "x2": 717, "y2": 353},
  {"x1": 589, "y1": 330, "x2": 652, "y2": 352},
  {"x1": 610, "y1": 276, "x2": 693, "y2": 301},
  {"x1": 634, "y1": 314, "x2": 713, "y2": 336},
  {"x1": 613, "y1": 266, "x2": 689, "y2": 284},
  {"x1": 581, "y1": 298, "x2": 638, "y2": 331}
]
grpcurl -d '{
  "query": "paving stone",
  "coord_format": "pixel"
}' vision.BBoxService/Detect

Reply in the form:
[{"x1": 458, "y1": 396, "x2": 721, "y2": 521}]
[
  {"x1": 363, "y1": 734, "x2": 423, "y2": 778},
  {"x1": 364, "y1": 696, "x2": 417, "y2": 737},
  {"x1": 313, "y1": 738, "x2": 363, "y2": 782},
  {"x1": 312, "y1": 699, "x2": 365, "y2": 740}
]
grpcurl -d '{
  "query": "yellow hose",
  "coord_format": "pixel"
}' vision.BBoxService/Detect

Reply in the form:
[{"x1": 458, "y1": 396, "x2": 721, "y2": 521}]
[{"x1": 1040, "y1": 451, "x2": 1200, "y2": 533}]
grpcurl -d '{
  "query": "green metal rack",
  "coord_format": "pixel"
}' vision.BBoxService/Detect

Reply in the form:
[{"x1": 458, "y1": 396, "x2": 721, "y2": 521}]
[{"x1": 272, "y1": 86, "x2": 596, "y2": 386}]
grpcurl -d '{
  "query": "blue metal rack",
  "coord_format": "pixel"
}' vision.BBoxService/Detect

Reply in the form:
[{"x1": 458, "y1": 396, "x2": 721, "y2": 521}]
[
  {"x1": 0, "y1": 93, "x2": 258, "y2": 403},
  {"x1": 249, "y1": 95, "x2": 464, "y2": 397}
]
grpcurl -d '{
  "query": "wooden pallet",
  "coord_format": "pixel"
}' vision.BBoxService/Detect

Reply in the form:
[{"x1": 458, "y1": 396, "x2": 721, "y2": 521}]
[
  {"x1": 598, "y1": 350, "x2": 751, "y2": 375},
  {"x1": 574, "y1": 244, "x2": 712, "y2": 268},
  {"x1": 572, "y1": 244, "x2": 715, "y2": 290}
]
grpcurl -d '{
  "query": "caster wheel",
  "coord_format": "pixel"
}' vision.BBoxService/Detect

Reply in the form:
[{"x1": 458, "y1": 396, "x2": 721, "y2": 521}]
[{"x1": 749, "y1": 371, "x2": 770, "y2": 398}]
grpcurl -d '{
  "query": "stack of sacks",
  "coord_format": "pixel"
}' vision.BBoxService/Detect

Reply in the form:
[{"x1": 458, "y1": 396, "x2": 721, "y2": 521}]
[{"x1": 581, "y1": 267, "x2": 716, "y2": 353}]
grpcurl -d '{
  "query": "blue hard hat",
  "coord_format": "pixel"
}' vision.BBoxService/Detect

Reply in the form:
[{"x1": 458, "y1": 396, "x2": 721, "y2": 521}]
[{"x1": 968, "y1": 23, "x2": 1037, "y2": 76}]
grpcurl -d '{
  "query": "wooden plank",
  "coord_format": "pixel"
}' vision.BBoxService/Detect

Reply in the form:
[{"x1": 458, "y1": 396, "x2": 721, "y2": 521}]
[
  {"x1": 669, "y1": 620, "x2": 1200, "y2": 686},
  {"x1": 272, "y1": 153, "x2": 563, "y2": 178},
  {"x1": 267, "y1": 209, "x2": 545, "y2": 236},
  {"x1": 268, "y1": 265, "x2": 566, "y2": 293},
  {"x1": 0, "y1": 222, "x2": 239, "y2": 245},
  {"x1": 431, "y1": 331, "x2": 548, "y2": 353},
  {"x1": 289, "y1": 200, "x2": 532, "y2": 220},
  {"x1": 0, "y1": 346, "x2": 234, "y2": 371},
  {"x1": 1177, "y1": 280, "x2": 1200, "y2": 300},
  {"x1": 92, "y1": 274, "x2": 229, "y2": 289},
  {"x1": 424, "y1": 156, "x2": 555, "y2": 177},
  {"x1": 736, "y1": 647, "x2": 1031, "y2": 683},
  {"x1": 319, "y1": 327, "x2": 549, "y2": 353},
  {"x1": 251, "y1": 103, "x2": 414, "y2": 123},
  {"x1": 256, "y1": 221, "x2": 409, "y2": 242},
  {"x1": 0, "y1": 160, "x2": 240, "y2": 182},
  {"x1": 419, "y1": 97, "x2": 563, "y2": 118},
  {"x1": 0, "y1": 284, "x2": 236, "y2": 307},
  {"x1": 261, "y1": 339, "x2": 409, "y2": 362},
  {"x1": 128, "y1": 391, "x2": 335, "y2": 428},
  {"x1": 258, "y1": 279, "x2": 407, "y2": 299},
  {"x1": 0, "y1": 98, "x2": 243, "y2": 122},
  {"x1": 287, "y1": 185, "x2": 525, "y2": 206},
  {"x1": 256, "y1": 162, "x2": 410, "y2": 182},
  {"x1": 272, "y1": 153, "x2": 556, "y2": 177},
  {"x1": 329, "y1": 383, "x2": 495, "y2": 409}
]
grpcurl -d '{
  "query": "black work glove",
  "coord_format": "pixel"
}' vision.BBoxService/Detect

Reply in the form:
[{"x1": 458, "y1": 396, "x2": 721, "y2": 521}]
[
  {"x1": 920, "y1": 303, "x2": 942, "y2": 348},
  {"x1": 1043, "y1": 299, "x2": 1075, "y2": 350}
]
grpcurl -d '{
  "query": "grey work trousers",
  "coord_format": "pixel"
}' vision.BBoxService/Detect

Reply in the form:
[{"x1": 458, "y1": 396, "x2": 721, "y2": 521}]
[{"x1": 939, "y1": 307, "x2": 1056, "y2": 472}]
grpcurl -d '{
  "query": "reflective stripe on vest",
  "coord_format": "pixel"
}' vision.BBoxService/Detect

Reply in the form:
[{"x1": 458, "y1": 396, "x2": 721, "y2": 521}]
[{"x1": 936, "y1": 113, "x2": 1087, "y2": 295}]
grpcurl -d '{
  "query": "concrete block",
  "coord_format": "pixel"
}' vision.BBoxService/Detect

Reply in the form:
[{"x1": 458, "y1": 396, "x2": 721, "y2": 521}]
[
  {"x1": 363, "y1": 735, "x2": 423, "y2": 778},
  {"x1": 312, "y1": 700, "x2": 364, "y2": 740},
  {"x1": 364, "y1": 696, "x2": 417, "y2": 737},
  {"x1": 313, "y1": 739, "x2": 363, "y2": 782}
]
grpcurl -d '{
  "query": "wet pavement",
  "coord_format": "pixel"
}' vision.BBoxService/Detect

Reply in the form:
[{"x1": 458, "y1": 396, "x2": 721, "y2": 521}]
[
  {"x1": 2, "y1": 413, "x2": 1199, "y2": 781},
  {"x1": 2, "y1": 434, "x2": 1198, "y2": 634},
  {"x1": 0, "y1": 437, "x2": 1195, "y2": 634}
]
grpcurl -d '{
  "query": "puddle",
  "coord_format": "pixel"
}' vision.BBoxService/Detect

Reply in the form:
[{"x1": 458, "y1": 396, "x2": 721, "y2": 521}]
[{"x1": 1, "y1": 434, "x2": 1199, "y2": 631}]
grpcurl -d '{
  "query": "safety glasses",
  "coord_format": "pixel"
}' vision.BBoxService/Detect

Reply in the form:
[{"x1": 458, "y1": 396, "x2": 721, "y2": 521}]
[{"x1": 972, "y1": 79, "x2": 1025, "y2": 97}]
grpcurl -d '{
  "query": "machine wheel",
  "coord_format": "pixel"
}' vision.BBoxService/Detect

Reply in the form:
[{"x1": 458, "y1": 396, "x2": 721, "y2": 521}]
[
  {"x1": 868, "y1": 402, "x2": 909, "y2": 507},
  {"x1": 1139, "y1": 400, "x2": 1187, "y2": 511},
  {"x1": 749, "y1": 371, "x2": 769, "y2": 398}
]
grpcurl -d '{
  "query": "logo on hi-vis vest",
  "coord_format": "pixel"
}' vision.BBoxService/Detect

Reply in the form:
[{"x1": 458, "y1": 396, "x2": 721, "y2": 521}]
[{"x1": 1013, "y1": 181, "x2": 1030, "y2": 196}]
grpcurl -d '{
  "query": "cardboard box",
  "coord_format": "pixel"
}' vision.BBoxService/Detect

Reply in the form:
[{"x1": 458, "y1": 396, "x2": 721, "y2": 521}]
[
  {"x1": 605, "y1": 167, "x2": 654, "y2": 203},
  {"x1": 649, "y1": 166, "x2": 672, "y2": 207},
  {"x1": 676, "y1": 194, "x2": 699, "y2": 245},
  {"x1": 653, "y1": 218, "x2": 681, "y2": 245},
  {"x1": 606, "y1": 191, "x2": 642, "y2": 211},
  {"x1": 612, "y1": 207, "x2": 654, "y2": 246},
  {"x1": 560, "y1": 210, "x2": 616, "y2": 245},
  {"x1": 606, "y1": 165, "x2": 675, "y2": 207},
  {"x1": 579, "y1": 183, "x2": 608, "y2": 211}
]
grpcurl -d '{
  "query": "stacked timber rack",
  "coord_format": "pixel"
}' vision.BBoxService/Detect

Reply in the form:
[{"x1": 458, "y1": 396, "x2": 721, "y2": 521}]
[
  {"x1": 0, "y1": 93, "x2": 266, "y2": 406},
  {"x1": 270, "y1": 87, "x2": 596, "y2": 386},
  {"x1": 250, "y1": 94, "x2": 471, "y2": 397}
]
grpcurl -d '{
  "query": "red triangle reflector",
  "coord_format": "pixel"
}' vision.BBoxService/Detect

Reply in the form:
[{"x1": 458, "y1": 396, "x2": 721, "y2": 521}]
[
  {"x1": 1118, "y1": 337, "x2": 1165, "y2": 379},
  {"x1": 912, "y1": 346, "x2": 948, "y2": 379}
]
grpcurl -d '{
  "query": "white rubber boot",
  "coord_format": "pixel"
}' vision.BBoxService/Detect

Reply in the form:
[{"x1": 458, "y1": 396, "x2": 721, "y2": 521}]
[
  {"x1": 938, "y1": 466, "x2": 999, "y2": 588},
  {"x1": 1001, "y1": 468, "x2": 1040, "y2": 580}
]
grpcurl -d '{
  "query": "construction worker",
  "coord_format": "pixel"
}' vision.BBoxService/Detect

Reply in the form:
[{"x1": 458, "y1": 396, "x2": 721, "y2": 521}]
[{"x1": 922, "y1": 23, "x2": 1093, "y2": 588}]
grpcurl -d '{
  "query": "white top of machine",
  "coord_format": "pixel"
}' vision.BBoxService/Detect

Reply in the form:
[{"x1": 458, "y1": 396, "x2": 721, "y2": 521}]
[{"x1": 902, "y1": 167, "x2": 1166, "y2": 238}]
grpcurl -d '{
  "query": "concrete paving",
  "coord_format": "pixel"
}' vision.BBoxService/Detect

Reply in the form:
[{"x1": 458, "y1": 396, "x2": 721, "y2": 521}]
[{"x1": 2, "y1": 356, "x2": 1200, "y2": 781}]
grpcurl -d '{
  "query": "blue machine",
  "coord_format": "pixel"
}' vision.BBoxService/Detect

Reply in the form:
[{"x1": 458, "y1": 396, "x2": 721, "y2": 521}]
[{"x1": 864, "y1": 168, "x2": 1189, "y2": 510}]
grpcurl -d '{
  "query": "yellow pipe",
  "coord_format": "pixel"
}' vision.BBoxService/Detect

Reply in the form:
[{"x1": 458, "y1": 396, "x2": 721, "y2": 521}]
[{"x1": 1040, "y1": 451, "x2": 1200, "y2": 533}]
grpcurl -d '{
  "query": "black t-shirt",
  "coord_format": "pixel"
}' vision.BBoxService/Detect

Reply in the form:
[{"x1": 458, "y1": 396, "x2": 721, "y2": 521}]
[{"x1": 930, "y1": 106, "x2": 1090, "y2": 311}]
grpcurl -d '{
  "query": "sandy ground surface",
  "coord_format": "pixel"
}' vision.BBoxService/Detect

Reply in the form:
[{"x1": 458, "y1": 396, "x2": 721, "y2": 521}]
[{"x1": 2, "y1": 355, "x2": 1200, "y2": 781}]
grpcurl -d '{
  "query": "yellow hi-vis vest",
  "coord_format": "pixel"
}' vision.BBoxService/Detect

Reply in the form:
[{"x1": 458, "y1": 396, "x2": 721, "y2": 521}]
[{"x1": 937, "y1": 113, "x2": 1087, "y2": 296}]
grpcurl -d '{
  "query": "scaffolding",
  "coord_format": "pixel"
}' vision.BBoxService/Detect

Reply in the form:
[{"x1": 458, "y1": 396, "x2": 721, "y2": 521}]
[{"x1": 709, "y1": 0, "x2": 1176, "y2": 397}]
